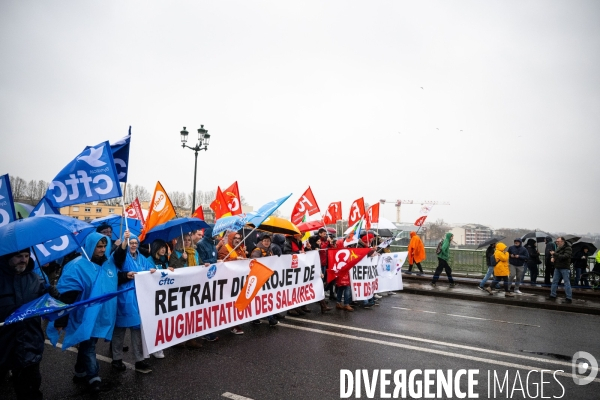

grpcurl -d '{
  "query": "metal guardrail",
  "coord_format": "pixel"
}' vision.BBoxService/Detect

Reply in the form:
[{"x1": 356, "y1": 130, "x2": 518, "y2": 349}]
[{"x1": 390, "y1": 246, "x2": 597, "y2": 278}]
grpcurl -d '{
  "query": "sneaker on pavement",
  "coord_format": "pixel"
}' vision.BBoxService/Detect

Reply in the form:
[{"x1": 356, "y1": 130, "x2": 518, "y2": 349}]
[
  {"x1": 478, "y1": 286, "x2": 485, "y2": 291},
  {"x1": 201, "y1": 333, "x2": 219, "y2": 342},
  {"x1": 565, "y1": 298, "x2": 573, "y2": 304},
  {"x1": 231, "y1": 327, "x2": 244, "y2": 335},
  {"x1": 135, "y1": 361, "x2": 152, "y2": 374},
  {"x1": 514, "y1": 289, "x2": 522, "y2": 294},
  {"x1": 151, "y1": 350, "x2": 165, "y2": 359},
  {"x1": 388, "y1": 291, "x2": 397, "y2": 295},
  {"x1": 484, "y1": 286, "x2": 492, "y2": 294},
  {"x1": 449, "y1": 283, "x2": 458, "y2": 288},
  {"x1": 111, "y1": 359, "x2": 126, "y2": 372},
  {"x1": 251, "y1": 320, "x2": 261, "y2": 325},
  {"x1": 505, "y1": 292, "x2": 514, "y2": 297},
  {"x1": 430, "y1": 282, "x2": 436, "y2": 288},
  {"x1": 374, "y1": 294, "x2": 383, "y2": 299},
  {"x1": 269, "y1": 318, "x2": 279, "y2": 326}
]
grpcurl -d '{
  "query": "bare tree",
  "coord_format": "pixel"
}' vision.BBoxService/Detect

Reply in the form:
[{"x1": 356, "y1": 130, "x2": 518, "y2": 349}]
[
  {"x1": 169, "y1": 191, "x2": 189, "y2": 209},
  {"x1": 9, "y1": 176, "x2": 27, "y2": 200},
  {"x1": 424, "y1": 219, "x2": 451, "y2": 241},
  {"x1": 188, "y1": 190, "x2": 216, "y2": 207},
  {"x1": 125, "y1": 184, "x2": 151, "y2": 203},
  {"x1": 23, "y1": 179, "x2": 47, "y2": 203}
]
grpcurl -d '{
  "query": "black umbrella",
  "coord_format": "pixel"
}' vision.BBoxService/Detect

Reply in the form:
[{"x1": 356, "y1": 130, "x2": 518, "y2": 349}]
[
  {"x1": 563, "y1": 234, "x2": 581, "y2": 244},
  {"x1": 476, "y1": 236, "x2": 505, "y2": 250},
  {"x1": 571, "y1": 241, "x2": 597, "y2": 256},
  {"x1": 521, "y1": 230, "x2": 554, "y2": 243}
]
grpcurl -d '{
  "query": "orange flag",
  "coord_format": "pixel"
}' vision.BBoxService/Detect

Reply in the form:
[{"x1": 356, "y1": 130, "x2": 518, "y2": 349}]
[
  {"x1": 235, "y1": 259, "x2": 274, "y2": 312},
  {"x1": 365, "y1": 203, "x2": 380, "y2": 230},
  {"x1": 209, "y1": 186, "x2": 231, "y2": 220},
  {"x1": 139, "y1": 181, "x2": 176, "y2": 242},
  {"x1": 223, "y1": 181, "x2": 242, "y2": 216}
]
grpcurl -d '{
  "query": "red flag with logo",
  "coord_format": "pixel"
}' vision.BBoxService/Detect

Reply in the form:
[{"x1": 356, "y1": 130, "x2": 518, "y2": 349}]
[
  {"x1": 210, "y1": 186, "x2": 231, "y2": 220},
  {"x1": 365, "y1": 203, "x2": 379, "y2": 230},
  {"x1": 414, "y1": 215, "x2": 427, "y2": 226},
  {"x1": 192, "y1": 205, "x2": 205, "y2": 220},
  {"x1": 124, "y1": 197, "x2": 145, "y2": 225},
  {"x1": 223, "y1": 181, "x2": 243, "y2": 216},
  {"x1": 290, "y1": 187, "x2": 320, "y2": 225},
  {"x1": 348, "y1": 197, "x2": 365, "y2": 227},
  {"x1": 326, "y1": 247, "x2": 371, "y2": 283},
  {"x1": 234, "y1": 259, "x2": 275, "y2": 311},
  {"x1": 323, "y1": 201, "x2": 342, "y2": 225}
]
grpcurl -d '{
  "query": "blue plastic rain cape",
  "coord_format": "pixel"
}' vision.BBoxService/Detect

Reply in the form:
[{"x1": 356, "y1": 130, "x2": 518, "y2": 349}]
[
  {"x1": 116, "y1": 244, "x2": 154, "y2": 328},
  {"x1": 46, "y1": 232, "x2": 118, "y2": 349}
]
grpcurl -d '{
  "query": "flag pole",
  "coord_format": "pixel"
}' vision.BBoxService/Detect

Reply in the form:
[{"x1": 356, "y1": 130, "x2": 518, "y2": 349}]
[{"x1": 119, "y1": 182, "x2": 128, "y2": 241}]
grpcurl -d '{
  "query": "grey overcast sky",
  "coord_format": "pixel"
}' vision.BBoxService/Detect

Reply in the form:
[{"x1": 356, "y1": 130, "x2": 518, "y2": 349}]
[{"x1": 1, "y1": 1, "x2": 599, "y2": 234}]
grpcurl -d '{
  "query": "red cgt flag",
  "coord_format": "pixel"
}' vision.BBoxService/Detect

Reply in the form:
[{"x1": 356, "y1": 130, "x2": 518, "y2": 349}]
[
  {"x1": 210, "y1": 186, "x2": 231, "y2": 220},
  {"x1": 348, "y1": 197, "x2": 365, "y2": 227},
  {"x1": 414, "y1": 215, "x2": 427, "y2": 226},
  {"x1": 192, "y1": 205, "x2": 205, "y2": 220},
  {"x1": 365, "y1": 203, "x2": 379, "y2": 230},
  {"x1": 223, "y1": 181, "x2": 243, "y2": 216},
  {"x1": 124, "y1": 197, "x2": 145, "y2": 225},
  {"x1": 290, "y1": 187, "x2": 320, "y2": 225},
  {"x1": 323, "y1": 201, "x2": 342, "y2": 225},
  {"x1": 326, "y1": 247, "x2": 371, "y2": 283}
]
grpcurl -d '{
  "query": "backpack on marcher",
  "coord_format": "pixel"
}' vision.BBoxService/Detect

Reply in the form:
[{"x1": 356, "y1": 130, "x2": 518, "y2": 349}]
[
  {"x1": 436, "y1": 239, "x2": 444, "y2": 255},
  {"x1": 489, "y1": 254, "x2": 498, "y2": 267}
]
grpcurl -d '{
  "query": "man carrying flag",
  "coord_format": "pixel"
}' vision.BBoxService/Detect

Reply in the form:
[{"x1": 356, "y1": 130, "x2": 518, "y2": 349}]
[
  {"x1": 0, "y1": 248, "x2": 46, "y2": 400},
  {"x1": 49, "y1": 232, "x2": 134, "y2": 393}
]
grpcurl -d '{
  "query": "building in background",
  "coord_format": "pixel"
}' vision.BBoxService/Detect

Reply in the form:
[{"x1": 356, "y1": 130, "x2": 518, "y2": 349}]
[{"x1": 450, "y1": 224, "x2": 493, "y2": 246}]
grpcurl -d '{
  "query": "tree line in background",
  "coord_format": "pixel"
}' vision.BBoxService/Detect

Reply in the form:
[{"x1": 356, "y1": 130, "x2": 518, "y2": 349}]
[{"x1": 9, "y1": 175, "x2": 246, "y2": 210}]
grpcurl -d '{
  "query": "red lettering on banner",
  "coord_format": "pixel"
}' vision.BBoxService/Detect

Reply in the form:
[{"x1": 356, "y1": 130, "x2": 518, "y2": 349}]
[
  {"x1": 185, "y1": 311, "x2": 194, "y2": 335},
  {"x1": 203, "y1": 307, "x2": 211, "y2": 329},
  {"x1": 165, "y1": 316, "x2": 174, "y2": 342},
  {"x1": 219, "y1": 305, "x2": 227, "y2": 325},
  {"x1": 195, "y1": 309, "x2": 203, "y2": 333},
  {"x1": 155, "y1": 320, "x2": 165, "y2": 346},
  {"x1": 175, "y1": 314, "x2": 184, "y2": 338}
]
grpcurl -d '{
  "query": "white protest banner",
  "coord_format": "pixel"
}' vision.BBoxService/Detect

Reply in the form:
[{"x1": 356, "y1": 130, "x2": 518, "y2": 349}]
[
  {"x1": 375, "y1": 251, "x2": 406, "y2": 293},
  {"x1": 349, "y1": 252, "x2": 407, "y2": 300},
  {"x1": 349, "y1": 256, "x2": 379, "y2": 301},
  {"x1": 135, "y1": 252, "x2": 323, "y2": 354}
]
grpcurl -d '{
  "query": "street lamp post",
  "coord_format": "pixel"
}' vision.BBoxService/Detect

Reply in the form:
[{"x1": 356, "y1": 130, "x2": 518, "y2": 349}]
[{"x1": 180, "y1": 125, "x2": 211, "y2": 214}]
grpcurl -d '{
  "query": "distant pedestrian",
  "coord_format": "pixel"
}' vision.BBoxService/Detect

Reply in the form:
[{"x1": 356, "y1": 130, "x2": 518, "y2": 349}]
[
  {"x1": 478, "y1": 243, "x2": 497, "y2": 290},
  {"x1": 485, "y1": 243, "x2": 513, "y2": 297},
  {"x1": 524, "y1": 239, "x2": 542, "y2": 285},
  {"x1": 507, "y1": 238, "x2": 528, "y2": 294},
  {"x1": 544, "y1": 237, "x2": 556, "y2": 285},
  {"x1": 431, "y1": 233, "x2": 457, "y2": 288},
  {"x1": 548, "y1": 237, "x2": 573, "y2": 303},
  {"x1": 572, "y1": 246, "x2": 590, "y2": 287},
  {"x1": 407, "y1": 231, "x2": 426, "y2": 275}
]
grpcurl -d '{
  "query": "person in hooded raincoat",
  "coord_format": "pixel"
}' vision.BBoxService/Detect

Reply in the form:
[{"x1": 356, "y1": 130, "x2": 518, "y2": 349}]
[
  {"x1": 407, "y1": 231, "x2": 426, "y2": 275},
  {"x1": 484, "y1": 242, "x2": 513, "y2": 297},
  {"x1": 0, "y1": 248, "x2": 46, "y2": 400},
  {"x1": 431, "y1": 232, "x2": 457, "y2": 287},
  {"x1": 111, "y1": 230, "x2": 158, "y2": 372},
  {"x1": 50, "y1": 232, "x2": 132, "y2": 393}
]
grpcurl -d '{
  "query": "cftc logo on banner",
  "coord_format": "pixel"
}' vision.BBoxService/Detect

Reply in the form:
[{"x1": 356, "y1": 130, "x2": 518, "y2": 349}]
[{"x1": 45, "y1": 141, "x2": 122, "y2": 208}]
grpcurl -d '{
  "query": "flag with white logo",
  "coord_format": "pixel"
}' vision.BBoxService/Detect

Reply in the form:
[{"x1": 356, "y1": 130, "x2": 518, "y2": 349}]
[
  {"x1": 290, "y1": 187, "x2": 320, "y2": 225},
  {"x1": 0, "y1": 174, "x2": 16, "y2": 227},
  {"x1": 348, "y1": 197, "x2": 365, "y2": 227},
  {"x1": 234, "y1": 259, "x2": 274, "y2": 311},
  {"x1": 44, "y1": 141, "x2": 123, "y2": 208},
  {"x1": 326, "y1": 247, "x2": 371, "y2": 283},
  {"x1": 139, "y1": 181, "x2": 176, "y2": 242},
  {"x1": 109, "y1": 127, "x2": 131, "y2": 183},
  {"x1": 31, "y1": 197, "x2": 60, "y2": 217}
]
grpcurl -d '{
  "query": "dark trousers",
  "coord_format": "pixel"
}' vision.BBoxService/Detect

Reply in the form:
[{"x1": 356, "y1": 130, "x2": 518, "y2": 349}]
[
  {"x1": 544, "y1": 264, "x2": 555, "y2": 285},
  {"x1": 408, "y1": 262, "x2": 424, "y2": 273},
  {"x1": 432, "y1": 258, "x2": 454, "y2": 284},
  {"x1": 528, "y1": 264, "x2": 539, "y2": 284},
  {"x1": 490, "y1": 276, "x2": 509, "y2": 292},
  {"x1": 12, "y1": 363, "x2": 42, "y2": 400}
]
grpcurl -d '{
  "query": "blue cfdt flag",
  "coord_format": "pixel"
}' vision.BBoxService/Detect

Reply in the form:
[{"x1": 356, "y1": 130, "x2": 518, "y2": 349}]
[
  {"x1": 0, "y1": 174, "x2": 17, "y2": 227},
  {"x1": 30, "y1": 198, "x2": 79, "y2": 266},
  {"x1": 244, "y1": 193, "x2": 292, "y2": 227},
  {"x1": 109, "y1": 126, "x2": 131, "y2": 183},
  {"x1": 44, "y1": 141, "x2": 123, "y2": 208}
]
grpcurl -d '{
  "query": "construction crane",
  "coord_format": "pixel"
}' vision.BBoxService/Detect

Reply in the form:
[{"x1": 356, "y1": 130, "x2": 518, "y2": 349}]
[{"x1": 379, "y1": 199, "x2": 450, "y2": 223}]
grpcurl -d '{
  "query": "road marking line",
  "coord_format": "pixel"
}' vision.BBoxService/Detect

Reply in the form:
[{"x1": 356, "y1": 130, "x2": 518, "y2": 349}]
[
  {"x1": 391, "y1": 306, "x2": 540, "y2": 327},
  {"x1": 279, "y1": 324, "x2": 600, "y2": 383},
  {"x1": 283, "y1": 317, "x2": 569, "y2": 368},
  {"x1": 222, "y1": 392, "x2": 254, "y2": 400},
  {"x1": 45, "y1": 340, "x2": 136, "y2": 370}
]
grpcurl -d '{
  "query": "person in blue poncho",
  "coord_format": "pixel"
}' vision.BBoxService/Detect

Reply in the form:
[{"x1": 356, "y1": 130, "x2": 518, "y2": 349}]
[
  {"x1": 111, "y1": 230, "x2": 159, "y2": 372},
  {"x1": 51, "y1": 232, "x2": 133, "y2": 394}
]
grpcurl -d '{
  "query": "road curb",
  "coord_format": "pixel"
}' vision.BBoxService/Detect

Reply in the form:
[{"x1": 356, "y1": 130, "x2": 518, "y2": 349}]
[{"x1": 400, "y1": 287, "x2": 600, "y2": 316}]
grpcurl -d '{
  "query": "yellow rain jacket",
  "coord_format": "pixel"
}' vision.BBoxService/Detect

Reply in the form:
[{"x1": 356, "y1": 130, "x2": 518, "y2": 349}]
[{"x1": 494, "y1": 242, "x2": 510, "y2": 276}]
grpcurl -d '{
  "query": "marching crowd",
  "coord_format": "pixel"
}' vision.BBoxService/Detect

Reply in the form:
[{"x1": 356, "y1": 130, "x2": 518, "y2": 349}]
[{"x1": 2, "y1": 223, "x2": 596, "y2": 399}]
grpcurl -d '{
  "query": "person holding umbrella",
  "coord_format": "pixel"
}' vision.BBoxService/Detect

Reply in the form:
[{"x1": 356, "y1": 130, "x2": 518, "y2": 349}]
[
  {"x1": 548, "y1": 237, "x2": 573, "y2": 303},
  {"x1": 544, "y1": 237, "x2": 556, "y2": 286},
  {"x1": 572, "y1": 245, "x2": 590, "y2": 287},
  {"x1": 525, "y1": 239, "x2": 542, "y2": 285},
  {"x1": 0, "y1": 248, "x2": 46, "y2": 400}
]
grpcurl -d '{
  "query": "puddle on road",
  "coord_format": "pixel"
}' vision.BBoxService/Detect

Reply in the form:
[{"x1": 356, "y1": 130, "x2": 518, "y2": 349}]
[{"x1": 520, "y1": 350, "x2": 572, "y2": 361}]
